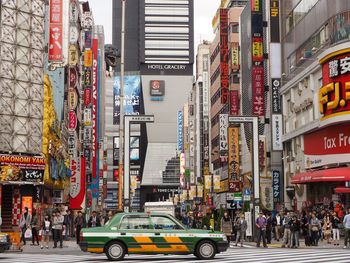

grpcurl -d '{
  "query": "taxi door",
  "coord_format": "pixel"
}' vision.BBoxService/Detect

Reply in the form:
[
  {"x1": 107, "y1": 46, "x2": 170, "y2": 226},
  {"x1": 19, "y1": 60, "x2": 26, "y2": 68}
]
[
  {"x1": 149, "y1": 215, "x2": 194, "y2": 254},
  {"x1": 117, "y1": 215, "x2": 155, "y2": 253}
]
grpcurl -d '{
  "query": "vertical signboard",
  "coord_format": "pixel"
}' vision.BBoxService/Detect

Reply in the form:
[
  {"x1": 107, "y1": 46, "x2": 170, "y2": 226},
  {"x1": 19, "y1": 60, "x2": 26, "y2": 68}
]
[
  {"x1": 220, "y1": 8, "x2": 229, "y2": 104},
  {"x1": 219, "y1": 114, "x2": 228, "y2": 161},
  {"x1": 178, "y1": 111, "x2": 183, "y2": 152},
  {"x1": 230, "y1": 90, "x2": 239, "y2": 115},
  {"x1": 69, "y1": 157, "x2": 86, "y2": 210},
  {"x1": 270, "y1": 0, "x2": 280, "y2": 43},
  {"x1": 49, "y1": 0, "x2": 63, "y2": 61},
  {"x1": 202, "y1": 54, "x2": 210, "y2": 116},
  {"x1": 272, "y1": 170, "x2": 280, "y2": 203},
  {"x1": 251, "y1": 0, "x2": 265, "y2": 117},
  {"x1": 231, "y1": 42, "x2": 240, "y2": 72},
  {"x1": 228, "y1": 127, "x2": 240, "y2": 182},
  {"x1": 271, "y1": 114, "x2": 283, "y2": 151},
  {"x1": 91, "y1": 39, "x2": 99, "y2": 199}
]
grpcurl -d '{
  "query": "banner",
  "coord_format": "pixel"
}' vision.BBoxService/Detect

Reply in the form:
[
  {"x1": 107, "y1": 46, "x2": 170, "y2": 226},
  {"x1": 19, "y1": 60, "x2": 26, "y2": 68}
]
[
  {"x1": 178, "y1": 111, "x2": 183, "y2": 152},
  {"x1": 219, "y1": 114, "x2": 228, "y2": 160},
  {"x1": 231, "y1": 42, "x2": 239, "y2": 72},
  {"x1": 91, "y1": 38, "x2": 99, "y2": 199},
  {"x1": 49, "y1": 0, "x2": 63, "y2": 61},
  {"x1": 252, "y1": 66, "x2": 265, "y2": 116},
  {"x1": 113, "y1": 75, "x2": 142, "y2": 124},
  {"x1": 197, "y1": 184, "x2": 203, "y2": 198},
  {"x1": 230, "y1": 90, "x2": 239, "y2": 115},
  {"x1": 228, "y1": 127, "x2": 240, "y2": 181},
  {"x1": 220, "y1": 8, "x2": 229, "y2": 104},
  {"x1": 272, "y1": 114, "x2": 283, "y2": 151},
  {"x1": 213, "y1": 175, "x2": 221, "y2": 190},
  {"x1": 69, "y1": 157, "x2": 86, "y2": 210},
  {"x1": 205, "y1": 175, "x2": 212, "y2": 190}
]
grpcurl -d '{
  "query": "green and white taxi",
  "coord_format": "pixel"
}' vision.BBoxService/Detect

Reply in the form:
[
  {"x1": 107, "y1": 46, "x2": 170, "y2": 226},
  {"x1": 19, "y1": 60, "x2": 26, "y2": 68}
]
[{"x1": 79, "y1": 212, "x2": 229, "y2": 261}]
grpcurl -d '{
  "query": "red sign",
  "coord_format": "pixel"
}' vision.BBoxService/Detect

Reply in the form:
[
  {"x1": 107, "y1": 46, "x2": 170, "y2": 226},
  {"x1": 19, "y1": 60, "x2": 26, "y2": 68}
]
[
  {"x1": 319, "y1": 50, "x2": 350, "y2": 120},
  {"x1": 69, "y1": 67, "x2": 77, "y2": 88},
  {"x1": 252, "y1": 37, "x2": 263, "y2": 62},
  {"x1": 49, "y1": 0, "x2": 63, "y2": 61},
  {"x1": 84, "y1": 88, "x2": 92, "y2": 106},
  {"x1": 252, "y1": 66, "x2": 265, "y2": 116},
  {"x1": 92, "y1": 38, "x2": 99, "y2": 182},
  {"x1": 113, "y1": 169, "x2": 119, "y2": 182},
  {"x1": 22, "y1": 196, "x2": 33, "y2": 215},
  {"x1": 230, "y1": 90, "x2": 239, "y2": 115},
  {"x1": 229, "y1": 181, "x2": 242, "y2": 192},
  {"x1": 69, "y1": 157, "x2": 86, "y2": 210},
  {"x1": 220, "y1": 8, "x2": 229, "y2": 104},
  {"x1": 68, "y1": 110, "x2": 77, "y2": 131}
]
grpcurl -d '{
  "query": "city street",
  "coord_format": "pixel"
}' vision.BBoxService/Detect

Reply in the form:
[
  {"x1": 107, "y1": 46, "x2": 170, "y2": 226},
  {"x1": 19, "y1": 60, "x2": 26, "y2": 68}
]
[{"x1": 2, "y1": 247, "x2": 350, "y2": 263}]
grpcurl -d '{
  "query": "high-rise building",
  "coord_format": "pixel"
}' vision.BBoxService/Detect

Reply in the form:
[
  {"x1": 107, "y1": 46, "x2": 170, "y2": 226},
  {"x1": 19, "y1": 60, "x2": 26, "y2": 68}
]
[
  {"x1": 112, "y1": 0, "x2": 194, "y2": 210},
  {"x1": 280, "y1": 0, "x2": 350, "y2": 210}
]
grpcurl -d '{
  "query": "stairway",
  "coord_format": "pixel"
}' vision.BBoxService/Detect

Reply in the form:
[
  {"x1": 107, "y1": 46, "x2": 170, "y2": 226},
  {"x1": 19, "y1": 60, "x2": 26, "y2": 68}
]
[{"x1": 1, "y1": 186, "x2": 13, "y2": 232}]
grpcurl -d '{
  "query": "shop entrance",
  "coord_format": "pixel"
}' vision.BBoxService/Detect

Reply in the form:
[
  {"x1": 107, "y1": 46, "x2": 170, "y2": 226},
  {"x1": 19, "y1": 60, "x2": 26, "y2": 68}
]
[{"x1": 1, "y1": 185, "x2": 13, "y2": 231}]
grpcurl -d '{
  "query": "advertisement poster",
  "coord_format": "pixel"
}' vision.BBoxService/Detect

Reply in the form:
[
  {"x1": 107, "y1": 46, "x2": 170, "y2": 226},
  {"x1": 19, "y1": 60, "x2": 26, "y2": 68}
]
[
  {"x1": 22, "y1": 196, "x2": 33, "y2": 215},
  {"x1": 70, "y1": 157, "x2": 86, "y2": 210},
  {"x1": 0, "y1": 154, "x2": 45, "y2": 182},
  {"x1": 113, "y1": 75, "x2": 142, "y2": 124}
]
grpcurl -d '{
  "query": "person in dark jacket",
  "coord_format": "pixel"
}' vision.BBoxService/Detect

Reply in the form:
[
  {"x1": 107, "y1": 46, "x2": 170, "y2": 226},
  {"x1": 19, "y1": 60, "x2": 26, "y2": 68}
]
[
  {"x1": 31, "y1": 210, "x2": 40, "y2": 246},
  {"x1": 290, "y1": 215, "x2": 301, "y2": 248},
  {"x1": 331, "y1": 212, "x2": 341, "y2": 246},
  {"x1": 88, "y1": 211, "x2": 101, "y2": 228},
  {"x1": 63, "y1": 210, "x2": 73, "y2": 240},
  {"x1": 74, "y1": 211, "x2": 86, "y2": 244},
  {"x1": 266, "y1": 213, "x2": 273, "y2": 244},
  {"x1": 301, "y1": 211, "x2": 311, "y2": 246}
]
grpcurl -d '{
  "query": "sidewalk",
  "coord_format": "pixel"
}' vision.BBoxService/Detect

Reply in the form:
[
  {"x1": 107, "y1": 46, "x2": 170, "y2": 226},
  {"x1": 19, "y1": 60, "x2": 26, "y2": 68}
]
[
  {"x1": 9, "y1": 240, "x2": 80, "y2": 253},
  {"x1": 243, "y1": 238, "x2": 346, "y2": 249}
]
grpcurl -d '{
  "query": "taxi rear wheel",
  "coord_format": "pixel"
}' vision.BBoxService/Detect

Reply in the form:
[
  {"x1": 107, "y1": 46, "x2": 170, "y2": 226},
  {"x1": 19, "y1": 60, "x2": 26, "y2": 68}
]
[
  {"x1": 105, "y1": 241, "x2": 126, "y2": 261},
  {"x1": 195, "y1": 240, "x2": 216, "y2": 260}
]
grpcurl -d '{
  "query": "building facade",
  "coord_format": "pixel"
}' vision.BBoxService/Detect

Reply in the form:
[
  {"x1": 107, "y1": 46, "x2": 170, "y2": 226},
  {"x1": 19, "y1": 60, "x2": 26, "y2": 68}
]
[
  {"x1": 281, "y1": 0, "x2": 350, "y2": 210},
  {"x1": 112, "y1": 0, "x2": 194, "y2": 211}
]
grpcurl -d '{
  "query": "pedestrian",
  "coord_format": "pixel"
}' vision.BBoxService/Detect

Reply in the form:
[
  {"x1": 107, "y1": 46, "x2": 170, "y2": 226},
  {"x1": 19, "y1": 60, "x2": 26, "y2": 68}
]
[
  {"x1": 63, "y1": 210, "x2": 72, "y2": 241},
  {"x1": 310, "y1": 213, "x2": 320, "y2": 246},
  {"x1": 182, "y1": 212, "x2": 191, "y2": 228},
  {"x1": 74, "y1": 211, "x2": 86, "y2": 244},
  {"x1": 31, "y1": 210, "x2": 40, "y2": 246},
  {"x1": 331, "y1": 212, "x2": 340, "y2": 246},
  {"x1": 256, "y1": 212, "x2": 267, "y2": 248},
  {"x1": 323, "y1": 213, "x2": 332, "y2": 244},
  {"x1": 19, "y1": 207, "x2": 32, "y2": 245},
  {"x1": 53, "y1": 210, "x2": 64, "y2": 248},
  {"x1": 290, "y1": 215, "x2": 300, "y2": 248},
  {"x1": 343, "y1": 208, "x2": 350, "y2": 249},
  {"x1": 266, "y1": 213, "x2": 273, "y2": 244},
  {"x1": 272, "y1": 212, "x2": 283, "y2": 241},
  {"x1": 41, "y1": 215, "x2": 52, "y2": 249},
  {"x1": 220, "y1": 211, "x2": 233, "y2": 243},
  {"x1": 301, "y1": 211, "x2": 311, "y2": 246},
  {"x1": 104, "y1": 210, "x2": 114, "y2": 225},
  {"x1": 88, "y1": 211, "x2": 101, "y2": 228},
  {"x1": 235, "y1": 214, "x2": 247, "y2": 247},
  {"x1": 282, "y1": 212, "x2": 291, "y2": 248}
]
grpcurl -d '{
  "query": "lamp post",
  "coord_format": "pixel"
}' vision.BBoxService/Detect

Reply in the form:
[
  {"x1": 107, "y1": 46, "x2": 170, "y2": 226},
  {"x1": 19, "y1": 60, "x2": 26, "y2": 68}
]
[{"x1": 118, "y1": 0, "x2": 126, "y2": 212}]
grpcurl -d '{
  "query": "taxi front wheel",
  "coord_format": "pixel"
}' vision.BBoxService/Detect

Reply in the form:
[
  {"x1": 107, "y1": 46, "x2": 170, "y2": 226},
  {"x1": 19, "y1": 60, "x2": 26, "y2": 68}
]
[
  {"x1": 105, "y1": 241, "x2": 126, "y2": 261},
  {"x1": 195, "y1": 240, "x2": 216, "y2": 260}
]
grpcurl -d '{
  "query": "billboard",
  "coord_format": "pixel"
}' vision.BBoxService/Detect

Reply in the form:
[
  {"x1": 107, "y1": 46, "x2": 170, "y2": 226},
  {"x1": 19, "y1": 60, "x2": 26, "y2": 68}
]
[
  {"x1": 113, "y1": 75, "x2": 142, "y2": 124},
  {"x1": 219, "y1": 114, "x2": 228, "y2": 161}
]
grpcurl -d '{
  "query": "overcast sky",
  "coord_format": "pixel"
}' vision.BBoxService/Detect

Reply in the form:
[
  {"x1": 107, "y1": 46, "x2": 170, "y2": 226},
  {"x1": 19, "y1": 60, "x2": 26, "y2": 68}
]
[{"x1": 88, "y1": 0, "x2": 221, "y2": 48}]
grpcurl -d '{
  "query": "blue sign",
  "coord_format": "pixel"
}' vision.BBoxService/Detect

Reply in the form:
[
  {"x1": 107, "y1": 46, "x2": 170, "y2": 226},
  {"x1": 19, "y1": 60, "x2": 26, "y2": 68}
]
[
  {"x1": 244, "y1": 188, "x2": 251, "y2": 196},
  {"x1": 272, "y1": 170, "x2": 280, "y2": 203},
  {"x1": 178, "y1": 111, "x2": 183, "y2": 152}
]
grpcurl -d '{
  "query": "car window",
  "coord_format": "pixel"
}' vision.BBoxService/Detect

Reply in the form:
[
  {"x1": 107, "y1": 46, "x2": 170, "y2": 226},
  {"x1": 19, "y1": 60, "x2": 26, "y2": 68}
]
[
  {"x1": 119, "y1": 216, "x2": 151, "y2": 230},
  {"x1": 151, "y1": 216, "x2": 184, "y2": 230}
]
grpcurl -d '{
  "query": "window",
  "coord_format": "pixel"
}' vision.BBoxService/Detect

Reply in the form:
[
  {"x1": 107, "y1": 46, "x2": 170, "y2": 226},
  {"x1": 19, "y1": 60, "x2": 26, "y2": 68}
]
[
  {"x1": 151, "y1": 216, "x2": 184, "y2": 230},
  {"x1": 119, "y1": 216, "x2": 151, "y2": 230}
]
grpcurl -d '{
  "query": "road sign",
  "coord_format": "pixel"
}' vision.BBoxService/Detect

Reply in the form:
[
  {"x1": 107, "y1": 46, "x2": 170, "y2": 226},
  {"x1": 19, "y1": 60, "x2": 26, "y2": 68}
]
[
  {"x1": 228, "y1": 116, "x2": 258, "y2": 123},
  {"x1": 244, "y1": 188, "x2": 251, "y2": 195}
]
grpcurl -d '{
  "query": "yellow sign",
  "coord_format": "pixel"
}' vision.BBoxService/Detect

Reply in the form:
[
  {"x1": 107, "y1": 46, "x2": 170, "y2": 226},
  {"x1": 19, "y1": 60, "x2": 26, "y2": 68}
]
[
  {"x1": 216, "y1": 179, "x2": 229, "y2": 193},
  {"x1": 205, "y1": 175, "x2": 212, "y2": 190},
  {"x1": 197, "y1": 184, "x2": 203, "y2": 198},
  {"x1": 231, "y1": 43, "x2": 239, "y2": 71},
  {"x1": 228, "y1": 127, "x2": 240, "y2": 181},
  {"x1": 213, "y1": 175, "x2": 221, "y2": 190},
  {"x1": 84, "y1": 49, "x2": 93, "y2": 67},
  {"x1": 270, "y1": 0, "x2": 279, "y2": 17},
  {"x1": 252, "y1": 0, "x2": 260, "y2": 12},
  {"x1": 189, "y1": 186, "x2": 196, "y2": 200},
  {"x1": 252, "y1": 40, "x2": 263, "y2": 61},
  {"x1": 69, "y1": 44, "x2": 78, "y2": 66}
]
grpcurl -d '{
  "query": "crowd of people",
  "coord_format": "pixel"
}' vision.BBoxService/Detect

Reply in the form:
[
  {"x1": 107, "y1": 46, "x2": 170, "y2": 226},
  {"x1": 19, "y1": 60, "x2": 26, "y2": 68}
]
[
  {"x1": 211, "y1": 204, "x2": 350, "y2": 249},
  {"x1": 18, "y1": 208, "x2": 114, "y2": 249}
]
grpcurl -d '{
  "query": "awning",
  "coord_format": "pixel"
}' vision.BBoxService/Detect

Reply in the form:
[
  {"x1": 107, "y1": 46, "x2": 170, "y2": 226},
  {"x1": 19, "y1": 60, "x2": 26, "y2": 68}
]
[
  {"x1": 335, "y1": 187, "x2": 350, "y2": 194},
  {"x1": 291, "y1": 167, "x2": 350, "y2": 184}
]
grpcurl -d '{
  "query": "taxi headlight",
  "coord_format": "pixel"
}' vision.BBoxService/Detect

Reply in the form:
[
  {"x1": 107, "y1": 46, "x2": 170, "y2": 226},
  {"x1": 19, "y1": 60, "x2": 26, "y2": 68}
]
[{"x1": 222, "y1": 235, "x2": 227, "y2": 242}]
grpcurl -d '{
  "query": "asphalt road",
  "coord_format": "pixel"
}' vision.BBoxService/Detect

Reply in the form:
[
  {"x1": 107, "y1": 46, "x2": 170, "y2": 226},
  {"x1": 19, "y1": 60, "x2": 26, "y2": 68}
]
[{"x1": 2, "y1": 247, "x2": 350, "y2": 263}]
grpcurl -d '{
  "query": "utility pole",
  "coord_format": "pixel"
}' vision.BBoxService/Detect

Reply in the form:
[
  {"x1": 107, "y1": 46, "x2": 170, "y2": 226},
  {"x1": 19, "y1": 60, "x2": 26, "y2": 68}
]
[{"x1": 118, "y1": 0, "x2": 126, "y2": 212}]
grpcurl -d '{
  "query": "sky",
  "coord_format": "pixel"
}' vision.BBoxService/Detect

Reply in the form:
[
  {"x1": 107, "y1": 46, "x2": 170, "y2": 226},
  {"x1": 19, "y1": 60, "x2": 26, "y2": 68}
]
[{"x1": 88, "y1": 0, "x2": 221, "y2": 48}]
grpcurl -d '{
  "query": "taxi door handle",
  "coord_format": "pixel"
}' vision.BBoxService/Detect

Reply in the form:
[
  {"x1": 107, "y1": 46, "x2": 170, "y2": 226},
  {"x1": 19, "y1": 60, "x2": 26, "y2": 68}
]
[
  {"x1": 155, "y1": 232, "x2": 160, "y2": 236},
  {"x1": 121, "y1": 233, "x2": 126, "y2": 235}
]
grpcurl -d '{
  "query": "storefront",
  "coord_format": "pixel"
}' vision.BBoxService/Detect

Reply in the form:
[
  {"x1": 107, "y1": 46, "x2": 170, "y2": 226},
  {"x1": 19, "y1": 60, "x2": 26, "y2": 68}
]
[
  {"x1": 291, "y1": 47, "x2": 350, "y2": 210},
  {"x1": 0, "y1": 154, "x2": 48, "y2": 231}
]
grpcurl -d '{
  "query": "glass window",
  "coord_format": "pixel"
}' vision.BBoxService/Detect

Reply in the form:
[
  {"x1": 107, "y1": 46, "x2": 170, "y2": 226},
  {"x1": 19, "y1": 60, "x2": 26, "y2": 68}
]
[
  {"x1": 119, "y1": 216, "x2": 151, "y2": 230},
  {"x1": 151, "y1": 216, "x2": 184, "y2": 230}
]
